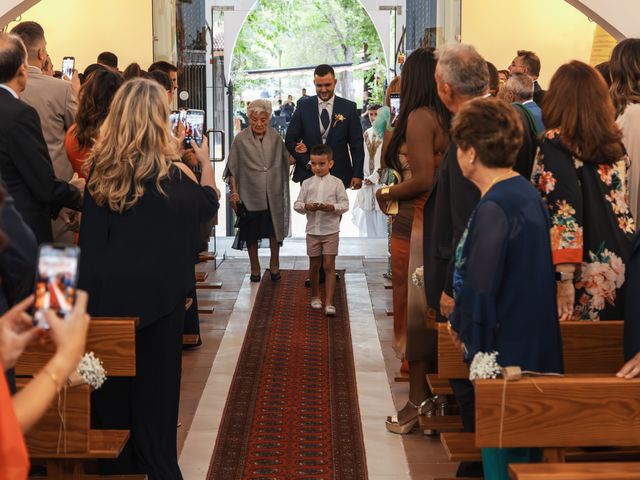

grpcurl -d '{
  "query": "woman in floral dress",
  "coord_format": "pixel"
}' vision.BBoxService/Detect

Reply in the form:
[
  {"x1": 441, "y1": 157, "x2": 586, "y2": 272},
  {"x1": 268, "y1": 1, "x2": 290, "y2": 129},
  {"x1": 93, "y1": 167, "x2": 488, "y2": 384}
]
[{"x1": 532, "y1": 61, "x2": 634, "y2": 321}]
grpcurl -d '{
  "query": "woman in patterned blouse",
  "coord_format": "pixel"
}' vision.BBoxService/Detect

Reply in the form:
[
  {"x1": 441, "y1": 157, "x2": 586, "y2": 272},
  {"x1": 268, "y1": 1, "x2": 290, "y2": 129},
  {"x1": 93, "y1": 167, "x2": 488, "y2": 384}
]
[{"x1": 532, "y1": 61, "x2": 634, "y2": 321}]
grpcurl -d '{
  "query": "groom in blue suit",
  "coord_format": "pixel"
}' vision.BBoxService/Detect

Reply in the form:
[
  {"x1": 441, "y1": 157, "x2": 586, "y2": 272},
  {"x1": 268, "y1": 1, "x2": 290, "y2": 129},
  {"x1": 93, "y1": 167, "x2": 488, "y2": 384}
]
[{"x1": 285, "y1": 64, "x2": 364, "y2": 189}]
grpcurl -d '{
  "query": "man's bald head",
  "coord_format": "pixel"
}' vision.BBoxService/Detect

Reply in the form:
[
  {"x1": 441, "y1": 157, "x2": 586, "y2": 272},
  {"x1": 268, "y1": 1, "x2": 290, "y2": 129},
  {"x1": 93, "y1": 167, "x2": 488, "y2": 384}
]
[{"x1": 0, "y1": 33, "x2": 27, "y2": 84}]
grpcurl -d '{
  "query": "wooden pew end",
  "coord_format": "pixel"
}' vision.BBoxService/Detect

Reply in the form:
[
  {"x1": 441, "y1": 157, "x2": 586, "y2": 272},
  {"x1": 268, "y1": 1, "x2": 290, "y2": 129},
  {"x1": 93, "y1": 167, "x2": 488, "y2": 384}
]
[{"x1": 440, "y1": 432, "x2": 481, "y2": 462}]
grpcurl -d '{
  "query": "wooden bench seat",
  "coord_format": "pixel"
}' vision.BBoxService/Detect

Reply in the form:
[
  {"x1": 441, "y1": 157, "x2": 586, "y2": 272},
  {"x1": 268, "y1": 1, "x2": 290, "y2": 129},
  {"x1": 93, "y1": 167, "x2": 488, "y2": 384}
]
[
  {"x1": 419, "y1": 414, "x2": 463, "y2": 434},
  {"x1": 196, "y1": 281, "x2": 222, "y2": 290},
  {"x1": 198, "y1": 251, "x2": 216, "y2": 262},
  {"x1": 182, "y1": 334, "x2": 200, "y2": 346},
  {"x1": 185, "y1": 298, "x2": 193, "y2": 311},
  {"x1": 30, "y1": 430, "x2": 130, "y2": 460},
  {"x1": 195, "y1": 271, "x2": 208, "y2": 282},
  {"x1": 509, "y1": 462, "x2": 640, "y2": 480},
  {"x1": 427, "y1": 374, "x2": 453, "y2": 396},
  {"x1": 441, "y1": 432, "x2": 482, "y2": 462},
  {"x1": 197, "y1": 300, "x2": 215, "y2": 314}
]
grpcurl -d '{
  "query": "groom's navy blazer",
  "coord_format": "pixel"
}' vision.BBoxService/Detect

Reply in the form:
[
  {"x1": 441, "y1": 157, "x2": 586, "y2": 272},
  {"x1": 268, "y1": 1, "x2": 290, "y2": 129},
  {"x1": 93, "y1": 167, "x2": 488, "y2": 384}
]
[{"x1": 285, "y1": 95, "x2": 364, "y2": 187}]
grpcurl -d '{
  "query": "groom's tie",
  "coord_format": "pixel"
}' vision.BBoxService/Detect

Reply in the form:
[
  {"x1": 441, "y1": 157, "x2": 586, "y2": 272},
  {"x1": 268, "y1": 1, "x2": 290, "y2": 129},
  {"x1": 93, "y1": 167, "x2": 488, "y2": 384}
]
[{"x1": 320, "y1": 108, "x2": 330, "y2": 131}]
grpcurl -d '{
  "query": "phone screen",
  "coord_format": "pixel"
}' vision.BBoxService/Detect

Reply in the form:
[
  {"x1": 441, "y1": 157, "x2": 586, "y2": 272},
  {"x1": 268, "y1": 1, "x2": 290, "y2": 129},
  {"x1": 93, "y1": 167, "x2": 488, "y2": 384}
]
[
  {"x1": 62, "y1": 57, "x2": 75, "y2": 79},
  {"x1": 34, "y1": 244, "x2": 80, "y2": 329},
  {"x1": 170, "y1": 109, "x2": 186, "y2": 137},
  {"x1": 185, "y1": 109, "x2": 205, "y2": 147},
  {"x1": 390, "y1": 93, "x2": 400, "y2": 123}
]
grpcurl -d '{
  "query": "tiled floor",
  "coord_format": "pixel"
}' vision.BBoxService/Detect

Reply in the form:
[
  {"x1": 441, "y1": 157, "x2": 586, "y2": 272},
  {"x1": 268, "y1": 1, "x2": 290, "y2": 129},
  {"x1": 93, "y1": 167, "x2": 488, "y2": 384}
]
[{"x1": 177, "y1": 238, "x2": 458, "y2": 479}]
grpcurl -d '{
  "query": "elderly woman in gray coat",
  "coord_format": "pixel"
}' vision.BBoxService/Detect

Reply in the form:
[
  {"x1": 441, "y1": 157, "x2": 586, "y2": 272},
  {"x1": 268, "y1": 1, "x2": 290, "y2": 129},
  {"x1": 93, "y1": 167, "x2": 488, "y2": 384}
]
[{"x1": 224, "y1": 99, "x2": 292, "y2": 282}]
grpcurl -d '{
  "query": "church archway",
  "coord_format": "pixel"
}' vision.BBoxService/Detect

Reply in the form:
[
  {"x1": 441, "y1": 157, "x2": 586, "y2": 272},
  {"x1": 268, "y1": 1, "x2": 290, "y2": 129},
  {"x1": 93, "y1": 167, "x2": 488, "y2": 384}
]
[{"x1": 218, "y1": 0, "x2": 396, "y2": 83}]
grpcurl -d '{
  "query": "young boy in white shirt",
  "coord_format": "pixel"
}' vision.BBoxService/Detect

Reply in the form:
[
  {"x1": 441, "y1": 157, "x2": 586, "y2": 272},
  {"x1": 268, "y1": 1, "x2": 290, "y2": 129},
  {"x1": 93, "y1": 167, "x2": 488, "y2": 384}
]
[{"x1": 294, "y1": 145, "x2": 349, "y2": 316}]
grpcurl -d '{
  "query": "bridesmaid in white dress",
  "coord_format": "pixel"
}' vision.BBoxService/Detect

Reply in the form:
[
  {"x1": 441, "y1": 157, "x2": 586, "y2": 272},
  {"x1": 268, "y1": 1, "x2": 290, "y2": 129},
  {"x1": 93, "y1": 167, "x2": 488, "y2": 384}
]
[{"x1": 352, "y1": 105, "x2": 388, "y2": 237}]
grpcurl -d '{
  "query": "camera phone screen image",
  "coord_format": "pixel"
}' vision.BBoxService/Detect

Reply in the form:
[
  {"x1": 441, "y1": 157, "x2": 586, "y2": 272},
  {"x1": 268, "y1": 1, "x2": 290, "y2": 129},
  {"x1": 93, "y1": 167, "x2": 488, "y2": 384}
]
[
  {"x1": 185, "y1": 110, "x2": 205, "y2": 147},
  {"x1": 170, "y1": 110, "x2": 186, "y2": 136},
  {"x1": 34, "y1": 245, "x2": 79, "y2": 329},
  {"x1": 390, "y1": 93, "x2": 400, "y2": 123},
  {"x1": 62, "y1": 58, "x2": 74, "y2": 78}
]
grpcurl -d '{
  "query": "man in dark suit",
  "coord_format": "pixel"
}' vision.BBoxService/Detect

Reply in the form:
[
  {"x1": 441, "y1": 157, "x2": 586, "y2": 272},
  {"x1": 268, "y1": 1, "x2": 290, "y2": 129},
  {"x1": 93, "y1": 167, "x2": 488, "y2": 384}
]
[
  {"x1": 285, "y1": 64, "x2": 364, "y2": 284},
  {"x1": 0, "y1": 33, "x2": 83, "y2": 244},
  {"x1": 285, "y1": 63, "x2": 364, "y2": 189}
]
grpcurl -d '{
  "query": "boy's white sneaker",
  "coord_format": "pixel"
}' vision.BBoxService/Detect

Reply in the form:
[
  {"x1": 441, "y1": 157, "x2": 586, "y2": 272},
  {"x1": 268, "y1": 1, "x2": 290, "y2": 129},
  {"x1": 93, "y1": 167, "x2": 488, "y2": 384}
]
[
  {"x1": 325, "y1": 305, "x2": 336, "y2": 316},
  {"x1": 310, "y1": 297, "x2": 323, "y2": 309}
]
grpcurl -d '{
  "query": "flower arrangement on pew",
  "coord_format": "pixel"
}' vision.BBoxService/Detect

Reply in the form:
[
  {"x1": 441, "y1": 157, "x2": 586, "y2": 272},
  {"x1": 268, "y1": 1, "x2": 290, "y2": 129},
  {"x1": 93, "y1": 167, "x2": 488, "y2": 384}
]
[
  {"x1": 411, "y1": 266, "x2": 424, "y2": 288},
  {"x1": 469, "y1": 351, "x2": 501, "y2": 380},
  {"x1": 68, "y1": 352, "x2": 107, "y2": 389}
]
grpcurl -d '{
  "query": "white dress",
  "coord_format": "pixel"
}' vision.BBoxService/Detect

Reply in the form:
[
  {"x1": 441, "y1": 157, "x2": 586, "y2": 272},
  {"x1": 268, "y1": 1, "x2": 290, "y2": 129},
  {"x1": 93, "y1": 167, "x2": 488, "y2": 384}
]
[{"x1": 352, "y1": 127, "x2": 388, "y2": 237}]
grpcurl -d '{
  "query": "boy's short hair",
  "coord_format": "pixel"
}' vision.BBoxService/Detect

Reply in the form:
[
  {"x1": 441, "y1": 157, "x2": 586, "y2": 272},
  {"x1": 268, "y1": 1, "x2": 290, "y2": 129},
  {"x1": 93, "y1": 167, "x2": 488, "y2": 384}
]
[{"x1": 310, "y1": 144, "x2": 333, "y2": 159}]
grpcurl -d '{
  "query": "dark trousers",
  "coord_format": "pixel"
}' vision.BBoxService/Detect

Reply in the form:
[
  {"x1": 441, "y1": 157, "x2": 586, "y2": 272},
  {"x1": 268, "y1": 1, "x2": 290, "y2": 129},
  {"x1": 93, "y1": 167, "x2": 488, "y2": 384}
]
[
  {"x1": 94, "y1": 304, "x2": 185, "y2": 480},
  {"x1": 183, "y1": 287, "x2": 201, "y2": 346},
  {"x1": 450, "y1": 378, "x2": 483, "y2": 477}
]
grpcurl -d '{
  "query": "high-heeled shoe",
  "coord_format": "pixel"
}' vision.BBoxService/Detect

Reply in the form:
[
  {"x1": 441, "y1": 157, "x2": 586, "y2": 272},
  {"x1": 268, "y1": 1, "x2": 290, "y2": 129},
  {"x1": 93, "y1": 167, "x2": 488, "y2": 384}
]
[{"x1": 385, "y1": 397, "x2": 436, "y2": 434}]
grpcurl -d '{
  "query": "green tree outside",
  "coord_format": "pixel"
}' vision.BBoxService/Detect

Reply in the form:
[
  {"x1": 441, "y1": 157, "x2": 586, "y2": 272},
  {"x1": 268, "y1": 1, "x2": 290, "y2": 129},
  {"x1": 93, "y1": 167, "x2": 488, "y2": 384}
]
[{"x1": 231, "y1": 0, "x2": 386, "y2": 111}]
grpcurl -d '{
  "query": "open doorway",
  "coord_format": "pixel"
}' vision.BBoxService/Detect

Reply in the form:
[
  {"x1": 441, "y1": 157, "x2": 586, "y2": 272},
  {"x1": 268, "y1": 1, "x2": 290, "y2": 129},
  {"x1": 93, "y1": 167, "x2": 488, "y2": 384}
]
[{"x1": 228, "y1": 0, "x2": 387, "y2": 238}]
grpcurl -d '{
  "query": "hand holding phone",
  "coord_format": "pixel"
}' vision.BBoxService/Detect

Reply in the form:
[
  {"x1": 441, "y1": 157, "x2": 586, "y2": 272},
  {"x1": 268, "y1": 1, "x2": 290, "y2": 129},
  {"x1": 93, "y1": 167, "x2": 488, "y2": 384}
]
[
  {"x1": 33, "y1": 244, "x2": 80, "y2": 329},
  {"x1": 184, "y1": 109, "x2": 205, "y2": 148},
  {"x1": 390, "y1": 92, "x2": 400, "y2": 125},
  {"x1": 62, "y1": 57, "x2": 75, "y2": 79}
]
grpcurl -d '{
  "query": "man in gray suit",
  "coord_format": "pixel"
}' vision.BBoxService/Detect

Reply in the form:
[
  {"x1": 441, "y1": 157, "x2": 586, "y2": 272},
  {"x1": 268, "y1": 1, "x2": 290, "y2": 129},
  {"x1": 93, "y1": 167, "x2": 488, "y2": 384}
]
[{"x1": 10, "y1": 21, "x2": 80, "y2": 243}]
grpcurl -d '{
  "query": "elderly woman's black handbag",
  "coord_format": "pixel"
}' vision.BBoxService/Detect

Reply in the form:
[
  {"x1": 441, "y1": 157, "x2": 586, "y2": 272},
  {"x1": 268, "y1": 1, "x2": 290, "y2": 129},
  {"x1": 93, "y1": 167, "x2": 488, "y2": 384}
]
[
  {"x1": 236, "y1": 201, "x2": 248, "y2": 218},
  {"x1": 234, "y1": 201, "x2": 248, "y2": 228}
]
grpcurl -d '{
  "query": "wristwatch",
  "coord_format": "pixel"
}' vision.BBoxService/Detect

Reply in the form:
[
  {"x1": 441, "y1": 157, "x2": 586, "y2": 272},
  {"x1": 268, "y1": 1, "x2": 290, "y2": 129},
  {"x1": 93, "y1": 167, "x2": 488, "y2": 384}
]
[{"x1": 555, "y1": 271, "x2": 574, "y2": 282}]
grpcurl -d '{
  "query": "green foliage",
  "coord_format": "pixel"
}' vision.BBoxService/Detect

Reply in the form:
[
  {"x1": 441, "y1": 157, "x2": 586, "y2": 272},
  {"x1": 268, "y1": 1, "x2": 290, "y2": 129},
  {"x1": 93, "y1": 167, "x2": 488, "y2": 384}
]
[{"x1": 231, "y1": 0, "x2": 386, "y2": 104}]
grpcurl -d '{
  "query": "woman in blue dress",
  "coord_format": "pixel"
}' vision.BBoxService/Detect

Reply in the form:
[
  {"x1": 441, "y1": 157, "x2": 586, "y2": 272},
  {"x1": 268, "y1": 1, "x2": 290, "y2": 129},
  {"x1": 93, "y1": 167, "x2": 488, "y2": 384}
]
[{"x1": 448, "y1": 98, "x2": 563, "y2": 479}]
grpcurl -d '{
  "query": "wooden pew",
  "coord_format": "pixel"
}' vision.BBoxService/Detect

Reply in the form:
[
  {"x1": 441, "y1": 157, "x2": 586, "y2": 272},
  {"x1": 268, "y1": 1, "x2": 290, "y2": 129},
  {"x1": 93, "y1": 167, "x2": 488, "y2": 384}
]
[
  {"x1": 436, "y1": 321, "x2": 624, "y2": 456},
  {"x1": 475, "y1": 376, "x2": 640, "y2": 476},
  {"x1": 16, "y1": 317, "x2": 145, "y2": 479},
  {"x1": 437, "y1": 320, "x2": 625, "y2": 380},
  {"x1": 476, "y1": 376, "x2": 640, "y2": 451},
  {"x1": 198, "y1": 251, "x2": 216, "y2": 263}
]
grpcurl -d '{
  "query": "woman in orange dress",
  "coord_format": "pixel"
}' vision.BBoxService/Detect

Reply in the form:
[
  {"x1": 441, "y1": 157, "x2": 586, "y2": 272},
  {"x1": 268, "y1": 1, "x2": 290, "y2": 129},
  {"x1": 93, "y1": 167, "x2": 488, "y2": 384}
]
[
  {"x1": 0, "y1": 293, "x2": 89, "y2": 479},
  {"x1": 377, "y1": 48, "x2": 451, "y2": 433},
  {"x1": 65, "y1": 68, "x2": 123, "y2": 178}
]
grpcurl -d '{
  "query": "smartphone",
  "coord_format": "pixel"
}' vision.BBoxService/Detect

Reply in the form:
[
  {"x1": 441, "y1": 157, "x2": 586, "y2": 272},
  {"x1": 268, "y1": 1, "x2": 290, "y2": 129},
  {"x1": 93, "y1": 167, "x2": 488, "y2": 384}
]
[
  {"x1": 184, "y1": 109, "x2": 205, "y2": 148},
  {"x1": 170, "y1": 109, "x2": 186, "y2": 137},
  {"x1": 62, "y1": 56, "x2": 75, "y2": 79},
  {"x1": 33, "y1": 244, "x2": 80, "y2": 329},
  {"x1": 390, "y1": 92, "x2": 400, "y2": 123}
]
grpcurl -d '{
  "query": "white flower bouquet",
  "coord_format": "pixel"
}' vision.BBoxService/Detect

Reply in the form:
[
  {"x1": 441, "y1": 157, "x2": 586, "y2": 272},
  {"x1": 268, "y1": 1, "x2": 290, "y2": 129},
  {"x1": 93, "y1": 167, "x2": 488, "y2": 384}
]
[
  {"x1": 412, "y1": 266, "x2": 424, "y2": 288},
  {"x1": 469, "y1": 351, "x2": 502, "y2": 381},
  {"x1": 68, "y1": 352, "x2": 107, "y2": 389}
]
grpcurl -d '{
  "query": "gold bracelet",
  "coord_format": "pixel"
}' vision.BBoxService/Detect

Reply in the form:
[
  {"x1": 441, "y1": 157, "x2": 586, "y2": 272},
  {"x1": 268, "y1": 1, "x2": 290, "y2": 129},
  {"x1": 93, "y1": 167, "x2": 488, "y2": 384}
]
[
  {"x1": 380, "y1": 186, "x2": 390, "y2": 200},
  {"x1": 41, "y1": 368, "x2": 63, "y2": 392}
]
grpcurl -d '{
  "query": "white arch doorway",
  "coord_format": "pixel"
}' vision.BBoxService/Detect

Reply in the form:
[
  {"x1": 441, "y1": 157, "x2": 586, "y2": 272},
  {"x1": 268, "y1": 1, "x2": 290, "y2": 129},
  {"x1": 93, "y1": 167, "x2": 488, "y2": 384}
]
[{"x1": 210, "y1": 0, "x2": 404, "y2": 83}]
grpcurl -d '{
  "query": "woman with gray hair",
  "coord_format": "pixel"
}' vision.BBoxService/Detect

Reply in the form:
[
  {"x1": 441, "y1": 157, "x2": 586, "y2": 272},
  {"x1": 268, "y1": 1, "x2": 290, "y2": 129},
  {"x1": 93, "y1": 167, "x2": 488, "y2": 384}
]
[{"x1": 224, "y1": 99, "x2": 292, "y2": 281}]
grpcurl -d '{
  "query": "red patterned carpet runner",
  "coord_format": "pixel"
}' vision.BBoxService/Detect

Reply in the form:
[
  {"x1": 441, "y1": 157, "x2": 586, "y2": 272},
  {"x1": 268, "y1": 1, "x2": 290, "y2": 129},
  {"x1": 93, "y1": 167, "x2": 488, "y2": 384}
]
[{"x1": 207, "y1": 270, "x2": 368, "y2": 479}]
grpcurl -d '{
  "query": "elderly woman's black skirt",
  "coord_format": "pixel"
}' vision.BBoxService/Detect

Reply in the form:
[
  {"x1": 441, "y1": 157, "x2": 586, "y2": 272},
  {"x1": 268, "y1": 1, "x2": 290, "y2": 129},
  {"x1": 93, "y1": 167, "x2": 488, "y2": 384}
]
[{"x1": 232, "y1": 209, "x2": 276, "y2": 250}]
